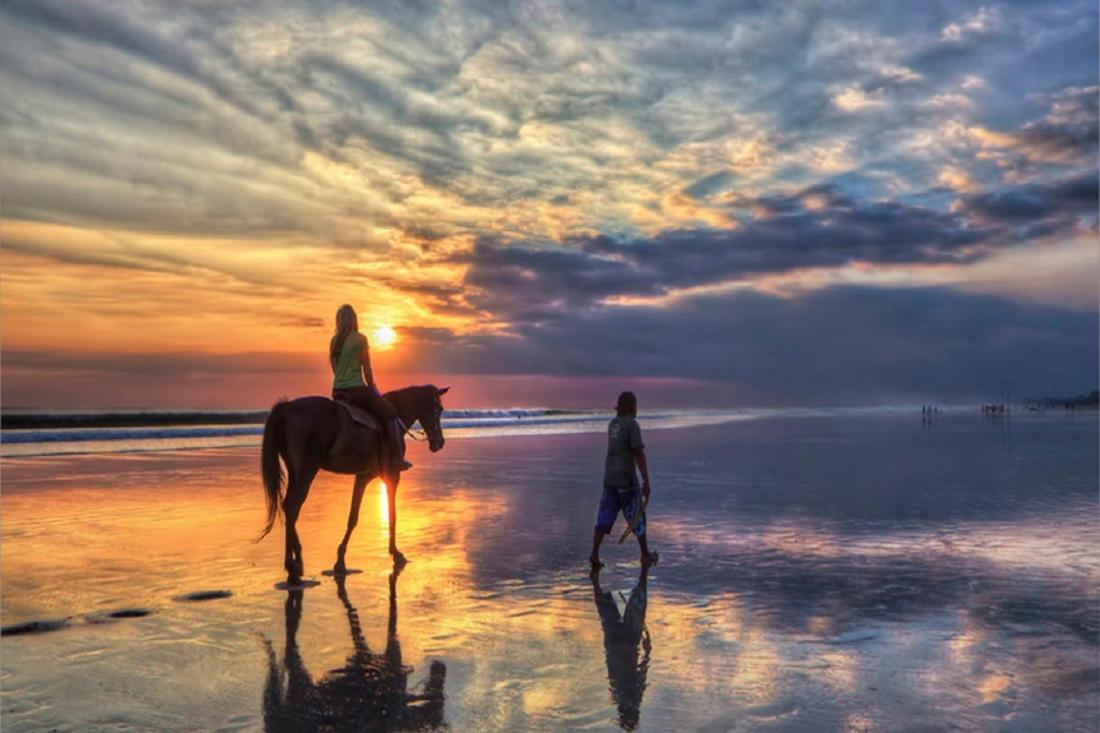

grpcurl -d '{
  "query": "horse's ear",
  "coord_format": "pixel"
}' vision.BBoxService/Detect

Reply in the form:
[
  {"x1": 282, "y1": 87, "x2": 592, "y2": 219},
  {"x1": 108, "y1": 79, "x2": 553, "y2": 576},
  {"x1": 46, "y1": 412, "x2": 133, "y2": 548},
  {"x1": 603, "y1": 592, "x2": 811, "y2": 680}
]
[{"x1": 437, "y1": 386, "x2": 450, "y2": 396}]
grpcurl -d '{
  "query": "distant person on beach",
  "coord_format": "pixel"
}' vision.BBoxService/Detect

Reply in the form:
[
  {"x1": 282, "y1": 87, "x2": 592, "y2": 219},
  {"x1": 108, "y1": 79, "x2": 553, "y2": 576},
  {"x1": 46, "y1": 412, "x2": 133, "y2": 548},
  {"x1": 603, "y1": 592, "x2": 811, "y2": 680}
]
[
  {"x1": 589, "y1": 391, "x2": 658, "y2": 570},
  {"x1": 329, "y1": 304, "x2": 412, "y2": 473}
]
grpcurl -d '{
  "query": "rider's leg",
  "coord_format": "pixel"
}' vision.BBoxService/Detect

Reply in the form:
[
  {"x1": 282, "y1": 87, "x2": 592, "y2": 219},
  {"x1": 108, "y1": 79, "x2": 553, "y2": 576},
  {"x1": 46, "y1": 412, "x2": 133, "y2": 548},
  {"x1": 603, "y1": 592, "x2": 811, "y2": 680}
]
[
  {"x1": 362, "y1": 386, "x2": 412, "y2": 471},
  {"x1": 387, "y1": 418, "x2": 412, "y2": 471},
  {"x1": 333, "y1": 386, "x2": 411, "y2": 471}
]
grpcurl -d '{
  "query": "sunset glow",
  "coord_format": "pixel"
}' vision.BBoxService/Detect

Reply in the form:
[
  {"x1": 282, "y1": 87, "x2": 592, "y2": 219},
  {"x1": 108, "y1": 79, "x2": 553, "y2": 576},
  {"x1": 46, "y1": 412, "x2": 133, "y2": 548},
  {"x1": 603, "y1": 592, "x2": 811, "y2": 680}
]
[{"x1": 372, "y1": 326, "x2": 398, "y2": 350}]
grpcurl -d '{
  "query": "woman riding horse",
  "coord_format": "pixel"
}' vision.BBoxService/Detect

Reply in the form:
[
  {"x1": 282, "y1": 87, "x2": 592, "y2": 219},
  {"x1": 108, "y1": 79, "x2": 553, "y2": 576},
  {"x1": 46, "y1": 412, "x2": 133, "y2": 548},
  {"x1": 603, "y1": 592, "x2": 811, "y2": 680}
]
[{"x1": 329, "y1": 304, "x2": 411, "y2": 476}]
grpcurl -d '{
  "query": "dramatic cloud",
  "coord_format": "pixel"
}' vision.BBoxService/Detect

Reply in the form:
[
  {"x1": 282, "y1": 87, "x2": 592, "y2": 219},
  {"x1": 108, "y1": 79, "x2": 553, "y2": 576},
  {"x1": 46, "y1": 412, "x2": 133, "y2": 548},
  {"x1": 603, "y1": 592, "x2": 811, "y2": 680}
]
[
  {"x1": 452, "y1": 172, "x2": 1095, "y2": 322},
  {"x1": 0, "y1": 0, "x2": 1095, "y2": 406},
  {"x1": 389, "y1": 285, "x2": 1098, "y2": 405},
  {"x1": 961, "y1": 172, "x2": 1098, "y2": 226}
]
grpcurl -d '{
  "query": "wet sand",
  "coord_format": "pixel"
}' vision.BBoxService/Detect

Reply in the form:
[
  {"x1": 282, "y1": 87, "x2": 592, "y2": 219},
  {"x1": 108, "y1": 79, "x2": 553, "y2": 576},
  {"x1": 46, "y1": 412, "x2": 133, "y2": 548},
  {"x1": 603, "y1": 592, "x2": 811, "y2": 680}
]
[{"x1": 2, "y1": 413, "x2": 1097, "y2": 731}]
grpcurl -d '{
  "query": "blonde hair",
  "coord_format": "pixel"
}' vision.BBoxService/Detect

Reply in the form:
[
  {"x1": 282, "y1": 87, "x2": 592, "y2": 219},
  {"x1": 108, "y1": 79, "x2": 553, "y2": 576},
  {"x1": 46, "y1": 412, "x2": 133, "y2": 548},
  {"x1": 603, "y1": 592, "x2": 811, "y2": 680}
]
[{"x1": 329, "y1": 304, "x2": 360, "y2": 366}]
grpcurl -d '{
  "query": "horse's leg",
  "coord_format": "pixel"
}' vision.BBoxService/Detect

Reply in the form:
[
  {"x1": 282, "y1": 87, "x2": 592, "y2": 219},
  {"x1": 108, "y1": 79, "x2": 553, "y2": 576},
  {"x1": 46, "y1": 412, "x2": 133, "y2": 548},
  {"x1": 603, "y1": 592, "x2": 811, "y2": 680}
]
[
  {"x1": 283, "y1": 497, "x2": 302, "y2": 584},
  {"x1": 284, "y1": 463, "x2": 319, "y2": 585},
  {"x1": 334, "y1": 473, "x2": 370, "y2": 574},
  {"x1": 387, "y1": 471, "x2": 406, "y2": 565}
]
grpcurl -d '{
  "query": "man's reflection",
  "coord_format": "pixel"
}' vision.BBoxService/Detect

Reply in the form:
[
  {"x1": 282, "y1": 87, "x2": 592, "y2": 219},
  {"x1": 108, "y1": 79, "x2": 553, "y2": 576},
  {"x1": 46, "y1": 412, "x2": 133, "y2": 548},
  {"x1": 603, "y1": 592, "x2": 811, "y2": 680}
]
[
  {"x1": 263, "y1": 566, "x2": 446, "y2": 731},
  {"x1": 591, "y1": 564, "x2": 651, "y2": 731}
]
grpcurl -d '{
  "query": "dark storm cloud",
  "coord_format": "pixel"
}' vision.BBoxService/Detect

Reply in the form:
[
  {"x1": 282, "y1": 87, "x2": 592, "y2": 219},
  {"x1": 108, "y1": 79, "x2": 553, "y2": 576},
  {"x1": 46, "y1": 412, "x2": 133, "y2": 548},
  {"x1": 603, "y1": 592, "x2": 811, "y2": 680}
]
[
  {"x1": 1004, "y1": 86, "x2": 1100, "y2": 164},
  {"x1": 589, "y1": 190, "x2": 991, "y2": 272},
  {"x1": 452, "y1": 167, "x2": 1098, "y2": 321},
  {"x1": 402, "y1": 285, "x2": 1098, "y2": 404},
  {"x1": 452, "y1": 239, "x2": 663, "y2": 321},
  {"x1": 961, "y1": 172, "x2": 1098, "y2": 223}
]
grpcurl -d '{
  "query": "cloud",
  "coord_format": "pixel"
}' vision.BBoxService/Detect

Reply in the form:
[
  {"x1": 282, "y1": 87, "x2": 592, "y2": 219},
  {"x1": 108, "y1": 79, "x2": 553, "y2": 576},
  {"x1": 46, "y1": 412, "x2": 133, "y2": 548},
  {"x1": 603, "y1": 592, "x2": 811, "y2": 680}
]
[
  {"x1": 0, "y1": 0, "x2": 1095, "y2": 410},
  {"x1": 451, "y1": 167, "x2": 1099, "y2": 322},
  {"x1": 941, "y1": 6, "x2": 1002, "y2": 44},
  {"x1": 444, "y1": 162, "x2": 1097, "y2": 334},
  {"x1": 1, "y1": 348, "x2": 321, "y2": 377},
  {"x1": 960, "y1": 172, "x2": 1098, "y2": 225},
  {"x1": 2, "y1": 0, "x2": 1094, "y2": 245},
  {"x1": 388, "y1": 284, "x2": 1098, "y2": 405},
  {"x1": 1002, "y1": 86, "x2": 1099, "y2": 164},
  {"x1": 832, "y1": 86, "x2": 887, "y2": 112}
]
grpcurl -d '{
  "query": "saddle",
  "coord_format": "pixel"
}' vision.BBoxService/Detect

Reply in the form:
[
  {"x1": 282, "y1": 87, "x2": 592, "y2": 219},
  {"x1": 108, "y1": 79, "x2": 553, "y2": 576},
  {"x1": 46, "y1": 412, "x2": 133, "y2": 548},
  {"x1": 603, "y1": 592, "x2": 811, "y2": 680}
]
[{"x1": 334, "y1": 398, "x2": 382, "y2": 432}]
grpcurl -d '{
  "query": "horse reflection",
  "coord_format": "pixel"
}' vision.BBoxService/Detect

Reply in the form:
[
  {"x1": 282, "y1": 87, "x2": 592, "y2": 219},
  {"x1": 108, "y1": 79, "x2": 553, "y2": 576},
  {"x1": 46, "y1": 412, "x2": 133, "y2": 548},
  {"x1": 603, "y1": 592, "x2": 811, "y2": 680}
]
[
  {"x1": 591, "y1": 564, "x2": 651, "y2": 731},
  {"x1": 263, "y1": 567, "x2": 446, "y2": 731}
]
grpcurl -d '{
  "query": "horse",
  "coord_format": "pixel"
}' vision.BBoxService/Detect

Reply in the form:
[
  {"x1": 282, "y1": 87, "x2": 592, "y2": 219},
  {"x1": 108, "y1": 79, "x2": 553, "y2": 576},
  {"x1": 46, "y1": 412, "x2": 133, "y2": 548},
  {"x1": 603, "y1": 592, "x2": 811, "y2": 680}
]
[{"x1": 259, "y1": 385, "x2": 449, "y2": 585}]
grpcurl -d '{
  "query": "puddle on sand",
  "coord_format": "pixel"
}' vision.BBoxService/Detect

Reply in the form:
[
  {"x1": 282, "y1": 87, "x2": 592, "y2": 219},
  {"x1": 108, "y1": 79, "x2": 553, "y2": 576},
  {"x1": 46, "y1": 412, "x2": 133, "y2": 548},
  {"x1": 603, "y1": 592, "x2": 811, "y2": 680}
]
[{"x1": 174, "y1": 590, "x2": 234, "y2": 602}]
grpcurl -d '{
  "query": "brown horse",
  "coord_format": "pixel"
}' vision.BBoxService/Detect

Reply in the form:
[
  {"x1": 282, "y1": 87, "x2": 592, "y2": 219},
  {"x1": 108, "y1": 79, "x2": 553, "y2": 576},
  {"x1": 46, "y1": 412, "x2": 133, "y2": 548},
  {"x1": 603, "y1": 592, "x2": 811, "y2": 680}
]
[{"x1": 259, "y1": 385, "x2": 449, "y2": 584}]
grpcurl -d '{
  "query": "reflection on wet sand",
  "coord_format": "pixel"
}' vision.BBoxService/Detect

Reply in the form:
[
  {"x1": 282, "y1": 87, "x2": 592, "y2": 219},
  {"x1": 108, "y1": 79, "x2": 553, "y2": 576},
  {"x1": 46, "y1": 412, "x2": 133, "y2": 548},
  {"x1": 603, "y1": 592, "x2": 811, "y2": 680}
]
[
  {"x1": 591, "y1": 565, "x2": 651, "y2": 731},
  {"x1": 0, "y1": 415, "x2": 1095, "y2": 731},
  {"x1": 263, "y1": 567, "x2": 446, "y2": 732}
]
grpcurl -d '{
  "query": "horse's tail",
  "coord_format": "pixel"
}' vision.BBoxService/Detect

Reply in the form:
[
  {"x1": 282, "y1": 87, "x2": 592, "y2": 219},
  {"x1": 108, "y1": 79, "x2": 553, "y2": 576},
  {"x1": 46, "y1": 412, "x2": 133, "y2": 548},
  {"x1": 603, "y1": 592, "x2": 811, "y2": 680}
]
[{"x1": 258, "y1": 399, "x2": 288, "y2": 541}]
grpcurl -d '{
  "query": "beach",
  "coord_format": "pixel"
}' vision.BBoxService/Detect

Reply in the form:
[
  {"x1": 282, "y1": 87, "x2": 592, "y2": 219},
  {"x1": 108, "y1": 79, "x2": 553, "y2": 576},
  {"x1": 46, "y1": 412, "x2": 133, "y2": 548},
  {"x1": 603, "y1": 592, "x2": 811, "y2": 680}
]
[{"x1": 1, "y1": 410, "x2": 1097, "y2": 731}]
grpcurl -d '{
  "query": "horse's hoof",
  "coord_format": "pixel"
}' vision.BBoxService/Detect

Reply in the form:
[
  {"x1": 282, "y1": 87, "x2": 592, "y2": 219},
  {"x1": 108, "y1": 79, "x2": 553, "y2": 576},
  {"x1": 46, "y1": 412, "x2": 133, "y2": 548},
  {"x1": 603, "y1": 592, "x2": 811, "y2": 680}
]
[
  {"x1": 275, "y1": 579, "x2": 320, "y2": 590},
  {"x1": 392, "y1": 552, "x2": 408, "y2": 568},
  {"x1": 322, "y1": 567, "x2": 362, "y2": 577}
]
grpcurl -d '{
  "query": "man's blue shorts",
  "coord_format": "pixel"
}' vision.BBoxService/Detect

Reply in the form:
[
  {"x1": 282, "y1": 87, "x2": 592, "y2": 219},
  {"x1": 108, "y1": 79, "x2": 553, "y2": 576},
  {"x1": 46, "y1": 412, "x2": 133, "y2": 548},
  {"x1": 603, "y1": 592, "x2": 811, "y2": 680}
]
[{"x1": 595, "y1": 485, "x2": 645, "y2": 537}]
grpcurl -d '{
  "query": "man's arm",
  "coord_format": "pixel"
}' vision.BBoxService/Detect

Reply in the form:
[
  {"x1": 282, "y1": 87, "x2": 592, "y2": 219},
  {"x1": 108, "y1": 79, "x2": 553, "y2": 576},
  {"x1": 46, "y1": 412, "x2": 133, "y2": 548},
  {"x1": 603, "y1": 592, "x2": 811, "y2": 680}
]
[{"x1": 634, "y1": 446, "x2": 651, "y2": 499}]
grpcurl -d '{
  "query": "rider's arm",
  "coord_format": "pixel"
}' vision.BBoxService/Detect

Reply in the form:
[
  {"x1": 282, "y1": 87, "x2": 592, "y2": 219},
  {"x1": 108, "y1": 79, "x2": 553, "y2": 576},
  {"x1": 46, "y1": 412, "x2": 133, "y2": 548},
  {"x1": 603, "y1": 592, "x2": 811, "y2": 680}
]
[{"x1": 359, "y1": 336, "x2": 376, "y2": 385}]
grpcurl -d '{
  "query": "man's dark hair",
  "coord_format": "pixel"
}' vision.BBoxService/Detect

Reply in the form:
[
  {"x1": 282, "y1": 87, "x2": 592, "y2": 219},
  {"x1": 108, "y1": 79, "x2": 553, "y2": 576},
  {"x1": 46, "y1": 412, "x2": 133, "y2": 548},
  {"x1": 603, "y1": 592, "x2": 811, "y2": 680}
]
[{"x1": 616, "y1": 391, "x2": 637, "y2": 417}]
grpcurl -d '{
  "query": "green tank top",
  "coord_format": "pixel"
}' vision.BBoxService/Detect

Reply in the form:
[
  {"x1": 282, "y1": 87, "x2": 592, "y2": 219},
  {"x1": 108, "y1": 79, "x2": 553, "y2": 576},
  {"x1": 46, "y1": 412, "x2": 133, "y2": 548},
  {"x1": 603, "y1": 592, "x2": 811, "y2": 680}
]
[{"x1": 332, "y1": 331, "x2": 367, "y2": 390}]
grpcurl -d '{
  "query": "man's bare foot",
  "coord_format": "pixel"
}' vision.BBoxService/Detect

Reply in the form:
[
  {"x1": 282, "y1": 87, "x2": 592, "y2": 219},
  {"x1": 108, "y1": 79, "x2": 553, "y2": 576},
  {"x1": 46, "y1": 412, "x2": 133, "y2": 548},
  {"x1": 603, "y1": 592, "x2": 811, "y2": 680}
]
[
  {"x1": 589, "y1": 555, "x2": 604, "y2": 572},
  {"x1": 641, "y1": 551, "x2": 659, "y2": 566}
]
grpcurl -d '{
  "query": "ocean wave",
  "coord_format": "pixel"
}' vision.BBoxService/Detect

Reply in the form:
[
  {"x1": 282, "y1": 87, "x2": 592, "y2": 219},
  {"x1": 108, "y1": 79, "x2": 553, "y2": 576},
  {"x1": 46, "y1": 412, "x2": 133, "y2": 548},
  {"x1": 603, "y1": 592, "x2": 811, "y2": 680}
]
[
  {"x1": 1, "y1": 426, "x2": 265, "y2": 445},
  {"x1": 0, "y1": 411, "x2": 614, "y2": 445},
  {"x1": 0, "y1": 406, "x2": 571, "y2": 430}
]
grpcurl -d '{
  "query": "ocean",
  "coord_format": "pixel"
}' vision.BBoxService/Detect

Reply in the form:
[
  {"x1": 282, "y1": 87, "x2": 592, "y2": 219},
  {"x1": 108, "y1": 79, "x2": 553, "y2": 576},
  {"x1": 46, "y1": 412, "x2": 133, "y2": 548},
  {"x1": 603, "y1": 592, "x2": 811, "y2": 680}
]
[{"x1": 1, "y1": 405, "x2": 932, "y2": 457}]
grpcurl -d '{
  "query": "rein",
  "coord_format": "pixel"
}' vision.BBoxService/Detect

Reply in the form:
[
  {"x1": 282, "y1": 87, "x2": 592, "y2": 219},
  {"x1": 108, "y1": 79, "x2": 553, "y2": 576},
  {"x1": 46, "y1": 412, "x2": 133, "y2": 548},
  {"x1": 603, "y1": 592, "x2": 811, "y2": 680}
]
[{"x1": 403, "y1": 422, "x2": 429, "y2": 442}]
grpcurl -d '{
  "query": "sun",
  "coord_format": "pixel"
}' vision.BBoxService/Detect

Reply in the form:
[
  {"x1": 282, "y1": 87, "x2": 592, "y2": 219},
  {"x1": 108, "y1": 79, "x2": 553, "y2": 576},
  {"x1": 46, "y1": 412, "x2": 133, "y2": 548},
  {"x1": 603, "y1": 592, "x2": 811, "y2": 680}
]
[{"x1": 372, "y1": 325, "x2": 397, "y2": 349}]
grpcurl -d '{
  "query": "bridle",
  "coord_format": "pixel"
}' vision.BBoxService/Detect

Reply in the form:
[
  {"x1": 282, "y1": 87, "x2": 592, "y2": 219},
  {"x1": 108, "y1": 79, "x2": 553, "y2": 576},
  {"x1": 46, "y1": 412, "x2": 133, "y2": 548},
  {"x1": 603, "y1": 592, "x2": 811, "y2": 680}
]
[{"x1": 400, "y1": 401, "x2": 441, "y2": 443}]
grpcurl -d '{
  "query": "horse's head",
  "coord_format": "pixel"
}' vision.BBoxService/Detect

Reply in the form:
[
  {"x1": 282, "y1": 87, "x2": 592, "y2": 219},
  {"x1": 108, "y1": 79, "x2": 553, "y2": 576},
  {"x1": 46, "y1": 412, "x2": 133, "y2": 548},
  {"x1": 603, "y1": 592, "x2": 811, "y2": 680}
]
[
  {"x1": 385, "y1": 385, "x2": 450, "y2": 452},
  {"x1": 416, "y1": 385, "x2": 449, "y2": 453}
]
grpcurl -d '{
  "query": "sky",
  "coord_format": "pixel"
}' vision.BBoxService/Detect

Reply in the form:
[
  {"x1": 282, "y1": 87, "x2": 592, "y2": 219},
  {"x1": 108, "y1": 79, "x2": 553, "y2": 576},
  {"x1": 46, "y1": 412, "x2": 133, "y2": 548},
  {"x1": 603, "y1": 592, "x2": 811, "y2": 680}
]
[{"x1": 1, "y1": 0, "x2": 1097, "y2": 409}]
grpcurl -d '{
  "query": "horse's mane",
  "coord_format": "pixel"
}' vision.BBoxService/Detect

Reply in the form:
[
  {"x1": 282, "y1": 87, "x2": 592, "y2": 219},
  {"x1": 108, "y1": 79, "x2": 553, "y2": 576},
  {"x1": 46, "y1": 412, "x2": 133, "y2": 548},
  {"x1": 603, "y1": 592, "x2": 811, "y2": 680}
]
[
  {"x1": 383, "y1": 384, "x2": 440, "y2": 403},
  {"x1": 382, "y1": 384, "x2": 434, "y2": 399}
]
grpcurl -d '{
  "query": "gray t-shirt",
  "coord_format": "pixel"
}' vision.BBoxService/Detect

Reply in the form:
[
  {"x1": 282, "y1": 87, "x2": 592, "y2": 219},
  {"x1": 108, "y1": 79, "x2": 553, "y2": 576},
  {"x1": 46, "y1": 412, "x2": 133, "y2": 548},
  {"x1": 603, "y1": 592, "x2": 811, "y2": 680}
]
[{"x1": 603, "y1": 416, "x2": 644, "y2": 488}]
